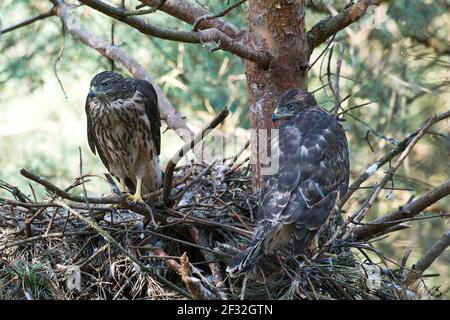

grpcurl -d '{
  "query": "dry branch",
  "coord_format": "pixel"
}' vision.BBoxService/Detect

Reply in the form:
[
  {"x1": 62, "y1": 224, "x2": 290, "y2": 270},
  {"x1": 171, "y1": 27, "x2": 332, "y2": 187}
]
[
  {"x1": 308, "y1": 0, "x2": 385, "y2": 49},
  {"x1": 139, "y1": 0, "x2": 241, "y2": 38},
  {"x1": 188, "y1": 227, "x2": 225, "y2": 292},
  {"x1": 404, "y1": 230, "x2": 450, "y2": 289},
  {"x1": 151, "y1": 247, "x2": 182, "y2": 274},
  {"x1": 340, "y1": 110, "x2": 450, "y2": 225},
  {"x1": 78, "y1": 0, "x2": 269, "y2": 67},
  {"x1": 19, "y1": 168, "x2": 159, "y2": 222},
  {"x1": 192, "y1": 0, "x2": 247, "y2": 31},
  {"x1": 414, "y1": 230, "x2": 450, "y2": 273},
  {"x1": 339, "y1": 110, "x2": 450, "y2": 208},
  {"x1": 353, "y1": 180, "x2": 450, "y2": 241},
  {"x1": 162, "y1": 107, "x2": 229, "y2": 205},
  {"x1": 180, "y1": 253, "x2": 215, "y2": 300},
  {"x1": 343, "y1": 112, "x2": 448, "y2": 237},
  {"x1": 1, "y1": 9, "x2": 55, "y2": 34}
]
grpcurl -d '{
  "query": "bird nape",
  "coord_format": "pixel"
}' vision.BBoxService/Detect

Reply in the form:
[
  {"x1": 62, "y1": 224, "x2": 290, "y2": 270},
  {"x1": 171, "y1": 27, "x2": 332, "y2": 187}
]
[
  {"x1": 226, "y1": 88, "x2": 350, "y2": 277},
  {"x1": 85, "y1": 71, "x2": 163, "y2": 203}
]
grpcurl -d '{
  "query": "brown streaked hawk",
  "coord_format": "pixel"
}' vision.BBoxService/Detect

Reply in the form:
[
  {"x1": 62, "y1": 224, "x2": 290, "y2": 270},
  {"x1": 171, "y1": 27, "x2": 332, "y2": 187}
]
[
  {"x1": 227, "y1": 88, "x2": 350, "y2": 276},
  {"x1": 85, "y1": 71, "x2": 163, "y2": 202}
]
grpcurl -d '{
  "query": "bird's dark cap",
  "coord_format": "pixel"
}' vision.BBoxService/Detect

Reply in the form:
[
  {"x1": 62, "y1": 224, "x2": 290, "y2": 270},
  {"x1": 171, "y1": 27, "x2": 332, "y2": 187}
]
[
  {"x1": 90, "y1": 71, "x2": 124, "y2": 86},
  {"x1": 277, "y1": 88, "x2": 317, "y2": 107}
]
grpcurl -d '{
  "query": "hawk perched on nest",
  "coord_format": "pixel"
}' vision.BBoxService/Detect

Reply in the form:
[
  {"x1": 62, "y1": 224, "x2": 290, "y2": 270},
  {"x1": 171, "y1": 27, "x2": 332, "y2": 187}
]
[
  {"x1": 85, "y1": 71, "x2": 163, "y2": 202},
  {"x1": 227, "y1": 88, "x2": 350, "y2": 276}
]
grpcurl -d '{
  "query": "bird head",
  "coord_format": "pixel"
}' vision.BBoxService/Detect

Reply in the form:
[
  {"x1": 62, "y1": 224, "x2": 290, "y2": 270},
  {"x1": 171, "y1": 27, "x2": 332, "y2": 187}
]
[
  {"x1": 272, "y1": 88, "x2": 317, "y2": 121},
  {"x1": 88, "y1": 71, "x2": 133, "y2": 101}
]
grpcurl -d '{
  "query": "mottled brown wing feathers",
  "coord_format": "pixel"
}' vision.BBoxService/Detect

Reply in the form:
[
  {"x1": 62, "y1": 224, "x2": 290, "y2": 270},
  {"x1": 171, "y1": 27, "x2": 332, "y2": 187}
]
[
  {"x1": 85, "y1": 96, "x2": 96, "y2": 155},
  {"x1": 228, "y1": 98, "x2": 350, "y2": 277},
  {"x1": 85, "y1": 96, "x2": 110, "y2": 171},
  {"x1": 261, "y1": 106, "x2": 349, "y2": 230},
  {"x1": 134, "y1": 79, "x2": 161, "y2": 155}
]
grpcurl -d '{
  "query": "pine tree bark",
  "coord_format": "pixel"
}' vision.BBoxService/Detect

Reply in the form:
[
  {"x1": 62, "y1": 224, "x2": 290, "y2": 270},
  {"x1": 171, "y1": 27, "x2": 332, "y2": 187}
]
[{"x1": 245, "y1": 0, "x2": 311, "y2": 189}]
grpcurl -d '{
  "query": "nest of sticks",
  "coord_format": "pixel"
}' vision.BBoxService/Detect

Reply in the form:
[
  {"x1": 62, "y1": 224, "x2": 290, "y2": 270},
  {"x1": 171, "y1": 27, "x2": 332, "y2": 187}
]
[
  {"x1": 0, "y1": 109, "x2": 444, "y2": 300},
  {"x1": 0, "y1": 165, "x2": 436, "y2": 300}
]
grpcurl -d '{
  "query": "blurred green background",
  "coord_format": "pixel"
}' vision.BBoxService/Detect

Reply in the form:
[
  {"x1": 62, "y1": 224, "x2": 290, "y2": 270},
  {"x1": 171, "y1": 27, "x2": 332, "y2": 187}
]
[{"x1": 1, "y1": 0, "x2": 449, "y2": 297}]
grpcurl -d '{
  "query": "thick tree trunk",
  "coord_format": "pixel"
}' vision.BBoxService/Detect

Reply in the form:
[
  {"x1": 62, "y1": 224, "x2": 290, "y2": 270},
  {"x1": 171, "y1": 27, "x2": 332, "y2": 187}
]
[{"x1": 245, "y1": 0, "x2": 311, "y2": 189}]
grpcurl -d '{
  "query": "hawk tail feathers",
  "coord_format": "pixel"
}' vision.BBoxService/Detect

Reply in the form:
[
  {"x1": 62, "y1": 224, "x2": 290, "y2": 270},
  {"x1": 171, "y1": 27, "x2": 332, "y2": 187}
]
[
  {"x1": 226, "y1": 222, "x2": 319, "y2": 277},
  {"x1": 226, "y1": 237, "x2": 264, "y2": 277},
  {"x1": 226, "y1": 221, "x2": 275, "y2": 277}
]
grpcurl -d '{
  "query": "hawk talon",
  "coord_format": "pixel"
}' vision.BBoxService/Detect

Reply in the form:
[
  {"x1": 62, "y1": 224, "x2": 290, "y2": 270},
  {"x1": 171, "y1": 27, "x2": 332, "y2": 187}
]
[
  {"x1": 127, "y1": 193, "x2": 144, "y2": 203},
  {"x1": 127, "y1": 177, "x2": 144, "y2": 203}
]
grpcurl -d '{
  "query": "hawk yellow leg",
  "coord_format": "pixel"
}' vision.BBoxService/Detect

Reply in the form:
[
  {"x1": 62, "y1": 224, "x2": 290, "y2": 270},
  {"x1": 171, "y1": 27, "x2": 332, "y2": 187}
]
[
  {"x1": 127, "y1": 177, "x2": 143, "y2": 203},
  {"x1": 310, "y1": 235, "x2": 319, "y2": 252},
  {"x1": 119, "y1": 178, "x2": 127, "y2": 193},
  {"x1": 110, "y1": 178, "x2": 129, "y2": 209}
]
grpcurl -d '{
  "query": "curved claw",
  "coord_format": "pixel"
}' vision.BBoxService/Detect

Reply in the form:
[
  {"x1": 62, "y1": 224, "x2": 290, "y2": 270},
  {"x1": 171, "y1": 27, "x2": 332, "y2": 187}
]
[
  {"x1": 127, "y1": 193, "x2": 143, "y2": 203},
  {"x1": 127, "y1": 177, "x2": 144, "y2": 203}
]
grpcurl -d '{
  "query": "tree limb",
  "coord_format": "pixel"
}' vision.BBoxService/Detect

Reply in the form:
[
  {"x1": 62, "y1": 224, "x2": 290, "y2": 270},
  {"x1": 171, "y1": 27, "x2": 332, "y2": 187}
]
[
  {"x1": 308, "y1": 0, "x2": 385, "y2": 49},
  {"x1": 78, "y1": 0, "x2": 269, "y2": 67},
  {"x1": 405, "y1": 230, "x2": 450, "y2": 286},
  {"x1": 192, "y1": 0, "x2": 247, "y2": 32},
  {"x1": 413, "y1": 230, "x2": 450, "y2": 274},
  {"x1": 1, "y1": 9, "x2": 55, "y2": 34},
  {"x1": 139, "y1": 0, "x2": 242, "y2": 38},
  {"x1": 306, "y1": 0, "x2": 449, "y2": 56},
  {"x1": 353, "y1": 180, "x2": 450, "y2": 241}
]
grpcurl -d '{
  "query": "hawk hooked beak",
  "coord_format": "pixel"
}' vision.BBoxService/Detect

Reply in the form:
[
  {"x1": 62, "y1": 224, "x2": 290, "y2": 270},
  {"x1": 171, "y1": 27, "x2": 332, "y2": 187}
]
[
  {"x1": 88, "y1": 87, "x2": 97, "y2": 98},
  {"x1": 272, "y1": 107, "x2": 286, "y2": 121},
  {"x1": 272, "y1": 112, "x2": 280, "y2": 121},
  {"x1": 88, "y1": 86, "x2": 105, "y2": 98}
]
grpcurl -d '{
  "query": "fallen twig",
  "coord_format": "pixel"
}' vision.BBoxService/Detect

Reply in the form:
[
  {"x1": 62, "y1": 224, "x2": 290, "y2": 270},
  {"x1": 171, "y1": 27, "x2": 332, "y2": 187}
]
[
  {"x1": 180, "y1": 252, "x2": 215, "y2": 300},
  {"x1": 55, "y1": 200, "x2": 191, "y2": 298}
]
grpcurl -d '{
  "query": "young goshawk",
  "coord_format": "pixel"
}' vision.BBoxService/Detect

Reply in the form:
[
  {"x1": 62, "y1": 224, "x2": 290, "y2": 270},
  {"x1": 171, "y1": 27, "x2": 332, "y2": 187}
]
[
  {"x1": 227, "y1": 88, "x2": 350, "y2": 276},
  {"x1": 85, "y1": 71, "x2": 163, "y2": 202}
]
